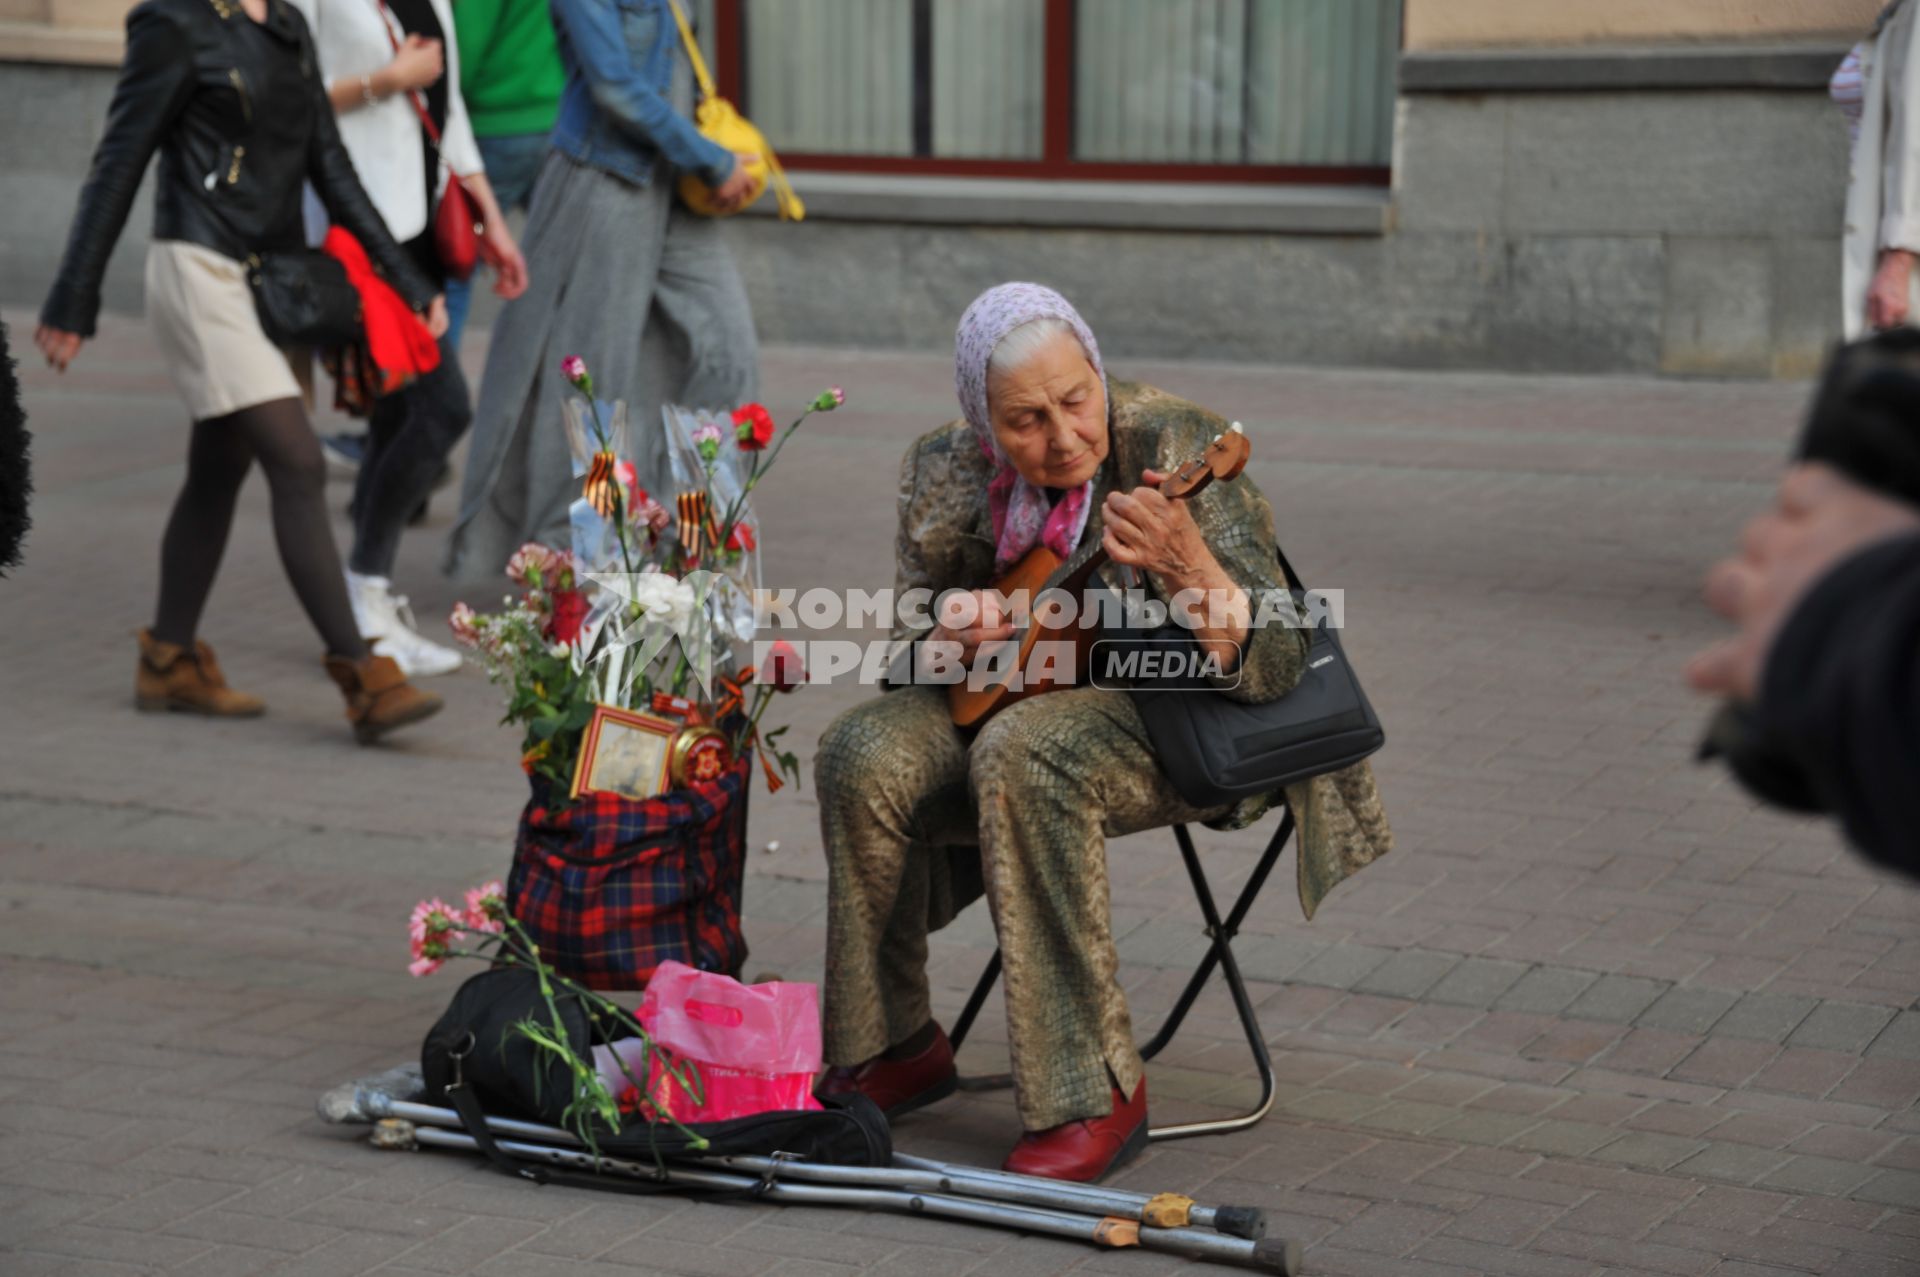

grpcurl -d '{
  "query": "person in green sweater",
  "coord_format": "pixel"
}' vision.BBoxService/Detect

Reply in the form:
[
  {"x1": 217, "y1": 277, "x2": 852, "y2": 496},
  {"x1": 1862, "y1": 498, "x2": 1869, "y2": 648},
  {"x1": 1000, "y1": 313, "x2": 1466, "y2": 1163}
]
[{"x1": 444, "y1": 0, "x2": 564, "y2": 350}]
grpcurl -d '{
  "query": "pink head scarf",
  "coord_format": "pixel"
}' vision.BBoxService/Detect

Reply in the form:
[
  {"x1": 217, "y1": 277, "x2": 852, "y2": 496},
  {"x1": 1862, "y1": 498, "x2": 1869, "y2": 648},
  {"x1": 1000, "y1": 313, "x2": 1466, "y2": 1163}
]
[{"x1": 953, "y1": 283, "x2": 1109, "y2": 573}]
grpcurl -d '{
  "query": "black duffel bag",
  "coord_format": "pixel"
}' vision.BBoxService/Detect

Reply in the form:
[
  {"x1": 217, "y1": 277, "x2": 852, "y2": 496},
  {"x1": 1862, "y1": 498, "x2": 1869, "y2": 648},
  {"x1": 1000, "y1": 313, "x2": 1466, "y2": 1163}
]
[
  {"x1": 421, "y1": 967, "x2": 889, "y2": 1182},
  {"x1": 1105, "y1": 544, "x2": 1385, "y2": 807}
]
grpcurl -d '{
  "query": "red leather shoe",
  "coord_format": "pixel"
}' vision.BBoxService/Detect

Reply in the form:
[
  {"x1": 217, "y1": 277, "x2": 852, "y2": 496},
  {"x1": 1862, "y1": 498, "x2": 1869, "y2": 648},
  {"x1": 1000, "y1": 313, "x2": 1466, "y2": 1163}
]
[
  {"x1": 1001, "y1": 1078, "x2": 1148, "y2": 1182},
  {"x1": 817, "y1": 1024, "x2": 958, "y2": 1118}
]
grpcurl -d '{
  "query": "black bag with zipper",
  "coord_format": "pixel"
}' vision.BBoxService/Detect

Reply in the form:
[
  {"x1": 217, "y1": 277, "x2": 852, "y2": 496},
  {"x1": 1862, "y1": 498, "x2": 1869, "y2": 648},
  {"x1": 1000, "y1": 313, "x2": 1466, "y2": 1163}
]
[
  {"x1": 1109, "y1": 544, "x2": 1385, "y2": 806},
  {"x1": 247, "y1": 250, "x2": 361, "y2": 348},
  {"x1": 421, "y1": 967, "x2": 891, "y2": 1186},
  {"x1": 228, "y1": 14, "x2": 360, "y2": 349}
]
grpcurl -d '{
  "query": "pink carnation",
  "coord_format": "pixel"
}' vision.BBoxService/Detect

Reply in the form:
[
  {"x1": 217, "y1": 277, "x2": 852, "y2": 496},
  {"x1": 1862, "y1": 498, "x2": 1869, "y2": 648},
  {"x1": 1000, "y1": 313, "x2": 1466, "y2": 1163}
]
[
  {"x1": 560, "y1": 355, "x2": 589, "y2": 390},
  {"x1": 630, "y1": 488, "x2": 671, "y2": 535},
  {"x1": 408, "y1": 897, "x2": 462, "y2": 976},
  {"x1": 506, "y1": 543, "x2": 563, "y2": 589},
  {"x1": 464, "y1": 881, "x2": 507, "y2": 935},
  {"x1": 448, "y1": 602, "x2": 481, "y2": 649}
]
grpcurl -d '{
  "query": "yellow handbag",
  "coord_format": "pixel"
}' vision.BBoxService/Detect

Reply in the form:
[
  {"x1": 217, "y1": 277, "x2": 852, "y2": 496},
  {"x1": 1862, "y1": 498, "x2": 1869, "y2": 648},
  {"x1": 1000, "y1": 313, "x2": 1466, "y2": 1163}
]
[{"x1": 665, "y1": 0, "x2": 805, "y2": 221}]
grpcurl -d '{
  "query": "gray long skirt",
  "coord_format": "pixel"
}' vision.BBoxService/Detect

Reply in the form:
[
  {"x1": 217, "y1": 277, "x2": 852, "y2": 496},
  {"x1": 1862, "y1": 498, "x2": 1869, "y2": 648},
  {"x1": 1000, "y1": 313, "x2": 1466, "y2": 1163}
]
[{"x1": 445, "y1": 152, "x2": 759, "y2": 579}]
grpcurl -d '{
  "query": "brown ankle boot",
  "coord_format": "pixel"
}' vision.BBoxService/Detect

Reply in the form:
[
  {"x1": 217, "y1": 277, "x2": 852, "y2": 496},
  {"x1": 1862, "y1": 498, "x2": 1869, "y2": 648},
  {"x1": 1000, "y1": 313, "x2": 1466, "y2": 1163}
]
[
  {"x1": 323, "y1": 652, "x2": 442, "y2": 744},
  {"x1": 136, "y1": 629, "x2": 266, "y2": 717}
]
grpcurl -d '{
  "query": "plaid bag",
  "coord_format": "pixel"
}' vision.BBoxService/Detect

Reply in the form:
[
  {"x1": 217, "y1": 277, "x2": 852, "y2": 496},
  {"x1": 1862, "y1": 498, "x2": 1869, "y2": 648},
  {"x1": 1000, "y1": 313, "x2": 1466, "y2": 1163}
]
[{"x1": 508, "y1": 755, "x2": 751, "y2": 990}]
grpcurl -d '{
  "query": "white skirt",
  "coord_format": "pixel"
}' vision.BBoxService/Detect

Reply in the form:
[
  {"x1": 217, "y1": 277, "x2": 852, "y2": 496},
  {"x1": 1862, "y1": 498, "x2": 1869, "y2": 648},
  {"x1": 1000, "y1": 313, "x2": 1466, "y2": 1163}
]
[{"x1": 145, "y1": 240, "x2": 303, "y2": 420}]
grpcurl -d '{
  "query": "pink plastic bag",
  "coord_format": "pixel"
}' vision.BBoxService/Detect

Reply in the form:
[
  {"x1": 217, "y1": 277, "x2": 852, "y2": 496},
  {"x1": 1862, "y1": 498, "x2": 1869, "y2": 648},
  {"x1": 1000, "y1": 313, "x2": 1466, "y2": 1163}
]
[{"x1": 616, "y1": 960, "x2": 823, "y2": 1123}]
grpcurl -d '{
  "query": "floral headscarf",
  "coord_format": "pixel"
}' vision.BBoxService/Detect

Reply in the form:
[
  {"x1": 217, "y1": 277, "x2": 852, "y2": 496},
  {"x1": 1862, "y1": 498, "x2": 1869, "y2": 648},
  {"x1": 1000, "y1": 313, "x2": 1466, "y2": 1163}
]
[{"x1": 954, "y1": 282, "x2": 1109, "y2": 572}]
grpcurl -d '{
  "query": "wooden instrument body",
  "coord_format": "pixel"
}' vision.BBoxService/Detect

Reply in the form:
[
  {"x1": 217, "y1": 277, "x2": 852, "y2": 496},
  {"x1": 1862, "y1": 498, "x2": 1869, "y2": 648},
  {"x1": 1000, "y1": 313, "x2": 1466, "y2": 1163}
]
[
  {"x1": 945, "y1": 545, "x2": 1105, "y2": 728},
  {"x1": 944, "y1": 426, "x2": 1251, "y2": 729}
]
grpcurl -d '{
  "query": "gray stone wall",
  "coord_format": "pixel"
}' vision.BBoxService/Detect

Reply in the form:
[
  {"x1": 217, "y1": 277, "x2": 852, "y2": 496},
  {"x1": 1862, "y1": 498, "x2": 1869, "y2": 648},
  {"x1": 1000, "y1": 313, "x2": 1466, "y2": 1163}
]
[
  {"x1": 2, "y1": 60, "x2": 1849, "y2": 376},
  {"x1": 4, "y1": 61, "x2": 155, "y2": 322}
]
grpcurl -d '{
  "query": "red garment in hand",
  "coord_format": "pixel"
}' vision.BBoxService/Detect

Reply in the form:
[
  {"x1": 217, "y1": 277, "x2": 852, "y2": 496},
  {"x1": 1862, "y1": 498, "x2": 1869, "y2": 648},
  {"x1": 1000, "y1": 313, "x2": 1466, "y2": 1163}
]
[{"x1": 323, "y1": 227, "x2": 440, "y2": 395}]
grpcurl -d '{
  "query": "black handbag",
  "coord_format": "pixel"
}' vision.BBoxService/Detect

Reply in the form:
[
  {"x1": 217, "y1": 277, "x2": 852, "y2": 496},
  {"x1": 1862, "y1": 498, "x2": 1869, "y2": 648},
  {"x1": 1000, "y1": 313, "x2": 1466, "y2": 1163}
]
[
  {"x1": 246, "y1": 249, "x2": 360, "y2": 347},
  {"x1": 421, "y1": 967, "x2": 891, "y2": 1185},
  {"x1": 1112, "y1": 545, "x2": 1385, "y2": 807}
]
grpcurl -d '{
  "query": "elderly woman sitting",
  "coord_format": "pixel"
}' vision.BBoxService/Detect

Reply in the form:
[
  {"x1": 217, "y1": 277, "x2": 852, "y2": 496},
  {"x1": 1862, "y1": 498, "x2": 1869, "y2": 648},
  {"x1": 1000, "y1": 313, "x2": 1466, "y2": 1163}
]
[{"x1": 815, "y1": 283, "x2": 1392, "y2": 1182}]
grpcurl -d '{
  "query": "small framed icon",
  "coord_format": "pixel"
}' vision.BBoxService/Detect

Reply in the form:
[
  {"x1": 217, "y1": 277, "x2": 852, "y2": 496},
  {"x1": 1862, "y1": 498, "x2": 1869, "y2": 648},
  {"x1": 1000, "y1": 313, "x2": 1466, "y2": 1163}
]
[{"x1": 571, "y1": 705, "x2": 678, "y2": 802}]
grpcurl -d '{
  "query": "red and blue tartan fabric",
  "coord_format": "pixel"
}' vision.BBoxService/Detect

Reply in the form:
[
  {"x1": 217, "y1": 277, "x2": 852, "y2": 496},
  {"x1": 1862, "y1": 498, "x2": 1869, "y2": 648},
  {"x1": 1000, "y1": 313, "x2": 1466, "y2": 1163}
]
[{"x1": 508, "y1": 755, "x2": 752, "y2": 990}]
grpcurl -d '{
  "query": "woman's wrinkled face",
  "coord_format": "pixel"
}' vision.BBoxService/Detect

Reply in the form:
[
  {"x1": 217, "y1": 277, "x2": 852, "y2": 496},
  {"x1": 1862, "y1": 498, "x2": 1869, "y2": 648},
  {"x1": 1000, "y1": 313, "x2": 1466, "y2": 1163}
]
[{"x1": 987, "y1": 332, "x2": 1108, "y2": 489}]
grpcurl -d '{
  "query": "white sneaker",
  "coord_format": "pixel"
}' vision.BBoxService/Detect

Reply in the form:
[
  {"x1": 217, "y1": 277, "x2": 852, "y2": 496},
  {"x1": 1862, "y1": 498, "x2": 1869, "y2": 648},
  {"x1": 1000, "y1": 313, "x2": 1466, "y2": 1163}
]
[{"x1": 346, "y1": 571, "x2": 464, "y2": 678}]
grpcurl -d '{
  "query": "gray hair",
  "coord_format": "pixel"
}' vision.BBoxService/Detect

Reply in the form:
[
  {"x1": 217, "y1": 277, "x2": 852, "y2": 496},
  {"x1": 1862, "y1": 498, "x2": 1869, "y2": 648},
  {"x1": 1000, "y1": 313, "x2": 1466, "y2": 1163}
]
[{"x1": 986, "y1": 316, "x2": 1083, "y2": 389}]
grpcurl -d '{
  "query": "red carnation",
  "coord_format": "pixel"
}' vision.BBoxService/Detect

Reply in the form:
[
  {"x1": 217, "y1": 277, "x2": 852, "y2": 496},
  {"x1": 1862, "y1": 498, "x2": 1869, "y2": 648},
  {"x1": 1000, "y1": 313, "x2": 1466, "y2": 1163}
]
[
  {"x1": 546, "y1": 588, "x2": 589, "y2": 645},
  {"x1": 726, "y1": 522, "x2": 757, "y2": 553},
  {"x1": 732, "y1": 403, "x2": 776, "y2": 450},
  {"x1": 759, "y1": 639, "x2": 806, "y2": 692}
]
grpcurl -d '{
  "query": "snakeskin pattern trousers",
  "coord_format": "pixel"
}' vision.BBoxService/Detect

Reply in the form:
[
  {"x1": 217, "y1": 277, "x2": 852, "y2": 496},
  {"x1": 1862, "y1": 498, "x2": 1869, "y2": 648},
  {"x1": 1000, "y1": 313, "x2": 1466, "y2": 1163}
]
[{"x1": 816, "y1": 683, "x2": 1226, "y2": 1131}]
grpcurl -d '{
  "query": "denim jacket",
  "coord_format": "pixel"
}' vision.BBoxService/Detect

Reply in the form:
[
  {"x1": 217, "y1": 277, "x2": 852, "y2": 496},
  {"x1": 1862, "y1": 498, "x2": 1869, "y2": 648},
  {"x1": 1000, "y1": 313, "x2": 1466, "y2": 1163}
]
[{"x1": 547, "y1": 0, "x2": 732, "y2": 188}]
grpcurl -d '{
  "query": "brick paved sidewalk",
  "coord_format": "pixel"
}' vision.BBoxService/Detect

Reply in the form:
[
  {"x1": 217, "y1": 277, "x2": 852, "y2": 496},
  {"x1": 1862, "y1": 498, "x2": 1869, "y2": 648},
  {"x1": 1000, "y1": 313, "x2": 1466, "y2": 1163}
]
[{"x1": 0, "y1": 310, "x2": 1915, "y2": 1276}]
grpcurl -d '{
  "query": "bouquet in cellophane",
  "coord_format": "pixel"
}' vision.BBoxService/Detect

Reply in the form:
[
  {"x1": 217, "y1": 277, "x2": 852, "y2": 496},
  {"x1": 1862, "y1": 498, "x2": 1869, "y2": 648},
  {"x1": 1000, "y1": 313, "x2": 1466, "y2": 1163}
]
[{"x1": 451, "y1": 356, "x2": 837, "y2": 800}]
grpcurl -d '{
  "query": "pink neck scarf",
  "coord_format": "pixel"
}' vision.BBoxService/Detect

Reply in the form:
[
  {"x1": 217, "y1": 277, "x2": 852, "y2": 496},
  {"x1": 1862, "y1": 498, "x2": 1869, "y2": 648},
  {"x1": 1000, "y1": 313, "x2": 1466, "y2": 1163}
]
[{"x1": 953, "y1": 283, "x2": 1109, "y2": 573}]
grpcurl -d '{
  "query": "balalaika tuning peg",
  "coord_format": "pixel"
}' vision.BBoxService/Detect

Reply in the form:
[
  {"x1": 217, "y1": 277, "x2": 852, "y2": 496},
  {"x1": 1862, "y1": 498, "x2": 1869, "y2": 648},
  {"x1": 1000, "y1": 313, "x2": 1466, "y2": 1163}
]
[{"x1": 1229, "y1": 421, "x2": 1244, "y2": 433}]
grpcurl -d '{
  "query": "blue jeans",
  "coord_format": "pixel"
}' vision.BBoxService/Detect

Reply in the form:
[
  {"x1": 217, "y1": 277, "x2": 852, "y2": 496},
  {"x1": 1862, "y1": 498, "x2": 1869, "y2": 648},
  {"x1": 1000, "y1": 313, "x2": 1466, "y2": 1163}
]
[{"x1": 444, "y1": 131, "x2": 552, "y2": 352}]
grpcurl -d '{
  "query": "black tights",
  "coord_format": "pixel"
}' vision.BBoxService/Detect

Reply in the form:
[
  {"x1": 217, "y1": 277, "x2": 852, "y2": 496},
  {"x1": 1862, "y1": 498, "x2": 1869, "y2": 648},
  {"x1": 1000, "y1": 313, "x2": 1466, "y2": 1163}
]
[
  {"x1": 349, "y1": 334, "x2": 471, "y2": 577},
  {"x1": 152, "y1": 396, "x2": 366, "y2": 660}
]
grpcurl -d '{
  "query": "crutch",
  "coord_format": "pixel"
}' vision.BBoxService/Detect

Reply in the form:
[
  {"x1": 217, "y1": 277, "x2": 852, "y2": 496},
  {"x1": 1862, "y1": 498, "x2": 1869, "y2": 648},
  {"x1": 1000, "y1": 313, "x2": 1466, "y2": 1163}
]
[
  {"x1": 375, "y1": 1117, "x2": 1299, "y2": 1275},
  {"x1": 357, "y1": 1090, "x2": 1269, "y2": 1242},
  {"x1": 705, "y1": 1152, "x2": 1266, "y2": 1239}
]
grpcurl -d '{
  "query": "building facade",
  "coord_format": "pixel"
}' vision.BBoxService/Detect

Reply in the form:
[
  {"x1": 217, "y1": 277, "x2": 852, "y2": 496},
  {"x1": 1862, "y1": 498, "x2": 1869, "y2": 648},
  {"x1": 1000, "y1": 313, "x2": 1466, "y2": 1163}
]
[{"x1": 0, "y1": 0, "x2": 1885, "y2": 374}]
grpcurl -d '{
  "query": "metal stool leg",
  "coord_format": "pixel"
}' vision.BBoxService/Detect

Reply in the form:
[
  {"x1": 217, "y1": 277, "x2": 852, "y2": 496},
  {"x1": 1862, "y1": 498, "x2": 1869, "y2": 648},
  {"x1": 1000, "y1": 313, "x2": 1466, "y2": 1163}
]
[
  {"x1": 1147, "y1": 814, "x2": 1293, "y2": 1142},
  {"x1": 944, "y1": 812, "x2": 1296, "y2": 1138},
  {"x1": 949, "y1": 948, "x2": 1002, "y2": 1051},
  {"x1": 1140, "y1": 813, "x2": 1293, "y2": 1062}
]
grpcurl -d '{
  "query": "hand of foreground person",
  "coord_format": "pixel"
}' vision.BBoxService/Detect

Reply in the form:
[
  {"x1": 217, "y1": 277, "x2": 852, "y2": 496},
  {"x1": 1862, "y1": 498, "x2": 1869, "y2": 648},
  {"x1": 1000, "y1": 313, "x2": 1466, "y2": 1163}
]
[
  {"x1": 424, "y1": 295, "x2": 449, "y2": 340},
  {"x1": 708, "y1": 152, "x2": 761, "y2": 215},
  {"x1": 33, "y1": 325, "x2": 82, "y2": 372},
  {"x1": 1687, "y1": 463, "x2": 1920, "y2": 702},
  {"x1": 1869, "y1": 249, "x2": 1916, "y2": 331}
]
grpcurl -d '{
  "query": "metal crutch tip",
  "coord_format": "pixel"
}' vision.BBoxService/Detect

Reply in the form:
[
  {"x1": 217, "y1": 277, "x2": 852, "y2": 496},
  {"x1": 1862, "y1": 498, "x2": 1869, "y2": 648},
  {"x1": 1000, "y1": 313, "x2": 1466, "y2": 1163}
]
[
  {"x1": 1252, "y1": 1237, "x2": 1301, "y2": 1276},
  {"x1": 370, "y1": 1118, "x2": 417, "y2": 1151},
  {"x1": 1213, "y1": 1205, "x2": 1267, "y2": 1240}
]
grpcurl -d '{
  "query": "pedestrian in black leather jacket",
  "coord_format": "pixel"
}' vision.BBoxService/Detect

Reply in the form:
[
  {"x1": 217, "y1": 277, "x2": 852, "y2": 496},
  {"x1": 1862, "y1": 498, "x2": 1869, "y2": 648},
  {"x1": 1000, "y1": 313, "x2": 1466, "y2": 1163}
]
[
  {"x1": 33, "y1": 0, "x2": 450, "y2": 745},
  {"x1": 40, "y1": 0, "x2": 436, "y2": 337}
]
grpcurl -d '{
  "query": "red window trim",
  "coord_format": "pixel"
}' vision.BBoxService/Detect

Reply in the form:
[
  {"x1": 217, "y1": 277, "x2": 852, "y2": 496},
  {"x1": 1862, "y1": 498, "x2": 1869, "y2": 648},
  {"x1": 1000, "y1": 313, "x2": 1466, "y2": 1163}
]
[{"x1": 710, "y1": 0, "x2": 1394, "y2": 187}]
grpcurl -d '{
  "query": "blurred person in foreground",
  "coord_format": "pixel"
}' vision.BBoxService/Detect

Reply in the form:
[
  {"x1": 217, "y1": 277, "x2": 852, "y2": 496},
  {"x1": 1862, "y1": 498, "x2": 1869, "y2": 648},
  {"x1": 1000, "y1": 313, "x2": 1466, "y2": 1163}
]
[
  {"x1": 1689, "y1": 334, "x2": 1920, "y2": 872},
  {"x1": 36, "y1": 0, "x2": 445, "y2": 742}
]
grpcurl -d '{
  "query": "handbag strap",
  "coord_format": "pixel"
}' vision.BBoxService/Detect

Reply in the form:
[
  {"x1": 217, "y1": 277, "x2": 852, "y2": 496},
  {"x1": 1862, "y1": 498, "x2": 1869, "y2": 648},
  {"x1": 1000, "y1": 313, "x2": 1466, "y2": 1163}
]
[
  {"x1": 664, "y1": 0, "x2": 718, "y2": 103},
  {"x1": 364, "y1": 0, "x2": 452, "y2": 157},
  {"x1": 662, "y1": 0, "x2": 804, "y2": 221},
  {"x1": 1274, "y1": 543, "x2": 1307, "y2": 595}
]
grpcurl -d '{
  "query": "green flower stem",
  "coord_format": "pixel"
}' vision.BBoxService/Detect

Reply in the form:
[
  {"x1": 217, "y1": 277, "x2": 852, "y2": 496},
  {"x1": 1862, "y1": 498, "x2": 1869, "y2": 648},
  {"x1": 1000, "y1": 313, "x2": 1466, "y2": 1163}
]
[
  {"x1": 714, "y1": 407, "x2": 813, "y2": 542},
  {"x1": 731, "y1": 682, "x2": 775, "y2": 757}
]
